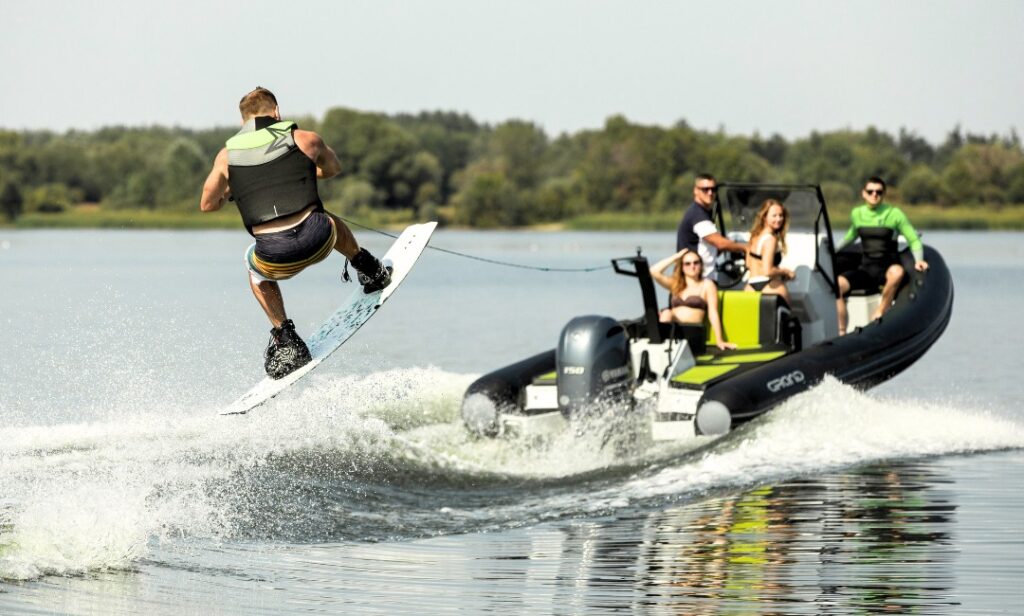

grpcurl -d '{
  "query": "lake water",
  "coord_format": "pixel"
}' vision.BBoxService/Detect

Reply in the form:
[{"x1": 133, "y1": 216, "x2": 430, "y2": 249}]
[{"x1": 1, "y1": 229, "x2": 1022, "y2": 614}]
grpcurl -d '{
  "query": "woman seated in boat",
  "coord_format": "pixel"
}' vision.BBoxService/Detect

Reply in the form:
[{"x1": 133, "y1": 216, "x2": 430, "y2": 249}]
[
  {"x1": 745, "y1": 198, "x2": 796, "y2": 304},
  {"x1": 650, "y1": 248, "x2": 736, "y2": 350}
]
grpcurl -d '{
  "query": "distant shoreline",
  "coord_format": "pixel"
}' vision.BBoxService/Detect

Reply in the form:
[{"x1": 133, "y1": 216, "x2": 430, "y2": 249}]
[{"x1": 3, "y1": 203, "x2": 1023, "y2": 231}]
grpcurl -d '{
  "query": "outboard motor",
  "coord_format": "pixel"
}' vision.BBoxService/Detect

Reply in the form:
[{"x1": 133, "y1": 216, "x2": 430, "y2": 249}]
[{"x1": 555, "y1": 315, "x2": 632, "y2": 419}]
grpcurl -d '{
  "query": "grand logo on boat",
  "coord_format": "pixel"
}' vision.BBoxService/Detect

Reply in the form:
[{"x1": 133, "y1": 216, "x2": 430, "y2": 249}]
[{"x1": 766, "y1": 370, "x2": 805, "y2": 393}]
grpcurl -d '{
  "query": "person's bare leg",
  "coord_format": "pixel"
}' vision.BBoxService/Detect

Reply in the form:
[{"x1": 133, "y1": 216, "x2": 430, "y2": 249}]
[
  {"x1": 249, "y1": 274, "x2": 287, "y2": 328},
  {"x1": 325, "y1": 211, "x2": 391, "y2": 292},
  {"x1": 766, "y1": 278, "x2": 791, "y2": 305},
  {"x1": 325, "y1": 213, "x2": 359, "y2": 258},
  {"x1": 872, "y1": 264, "x2": 905, "y2": 320},
  {"x1": 836, "y1": 275, "x2": 850, "y2": 336}
]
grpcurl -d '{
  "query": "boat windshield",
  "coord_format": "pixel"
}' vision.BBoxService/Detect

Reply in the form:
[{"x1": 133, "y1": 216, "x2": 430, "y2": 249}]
[
  {"x1": 715, "y1": 183, "x2": 839, "y2": 294},
  {"x1": 717, "y1": 184, "x2": 827, "y2": 233}
]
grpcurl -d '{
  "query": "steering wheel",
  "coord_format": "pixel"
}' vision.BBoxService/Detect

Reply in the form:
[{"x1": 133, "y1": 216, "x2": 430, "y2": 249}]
[{"x1": 715, "y1": 250, "x2": 747, "y2": 289}]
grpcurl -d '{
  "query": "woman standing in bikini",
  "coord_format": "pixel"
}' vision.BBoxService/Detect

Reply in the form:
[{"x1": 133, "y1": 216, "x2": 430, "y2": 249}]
[
  {"x1": 745, "y1": 198, "x2": 796, "y2": 305},
  {"x1": 650, "y1": 248, "x2": 736, "y2": 351}
]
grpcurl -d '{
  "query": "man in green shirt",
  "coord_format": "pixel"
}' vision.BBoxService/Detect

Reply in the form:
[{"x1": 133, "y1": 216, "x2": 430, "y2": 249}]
[{"x1": 836, "y1": 176, "x2": 929, "y2": 335}]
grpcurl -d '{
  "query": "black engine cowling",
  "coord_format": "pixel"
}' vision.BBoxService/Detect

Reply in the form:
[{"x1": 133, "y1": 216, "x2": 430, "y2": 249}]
[{"x1": 555, "y1": 315, "x2": 632, "y2": 419}]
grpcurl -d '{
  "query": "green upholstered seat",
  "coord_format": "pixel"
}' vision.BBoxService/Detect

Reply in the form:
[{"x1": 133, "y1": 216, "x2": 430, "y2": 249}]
[
  {"x1": 533, "y1": 371, "x2": 557, "y2": 385},
  {"x1": 706, "y1": 290, "x2": 764, "y2": 347},
  {"x1": 672, "y1": 293, "x2": 791, "y2": 390},
  {"x1": 671, "y1": 364, "x2": 739, "y2": 386}
]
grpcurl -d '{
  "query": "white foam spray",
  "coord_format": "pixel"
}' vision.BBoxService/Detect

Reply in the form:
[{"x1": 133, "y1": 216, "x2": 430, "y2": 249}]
[{"x1": 1, "y1": 371, "x2": 1021, "y2": 581}]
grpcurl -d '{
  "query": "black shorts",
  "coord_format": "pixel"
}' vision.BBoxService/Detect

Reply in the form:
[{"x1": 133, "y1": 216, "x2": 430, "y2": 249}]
[
  {"x1": 840, "y1": 258, "x2": 898, "y2": 296},
  {"x1": 246, "y1": 210, "x2": 337, "y2": 281}
]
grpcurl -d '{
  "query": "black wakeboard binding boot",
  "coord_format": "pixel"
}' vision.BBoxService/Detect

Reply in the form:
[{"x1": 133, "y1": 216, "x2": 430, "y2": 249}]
[
  {"x1": 264, "y1": 319, "x2": 312, "y2": 379},
  {"x1": 349, "y1": 247, "x2": 392, "y2": 294}
]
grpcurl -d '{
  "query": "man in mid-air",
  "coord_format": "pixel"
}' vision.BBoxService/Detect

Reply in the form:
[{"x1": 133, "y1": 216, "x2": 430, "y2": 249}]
[{"x1": 200, "y1": 87, "x2": 391, "y2": 379}]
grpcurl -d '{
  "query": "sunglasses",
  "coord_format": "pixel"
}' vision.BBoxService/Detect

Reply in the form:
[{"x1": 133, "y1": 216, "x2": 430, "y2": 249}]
[
  {"x1": 697, "y1": 186, "x2": 717, "y2": 193},
  {"x1": 865, "y1": 189, "x2": 885, "y2": 196},
  {"x1": 682, "y1": 260, "x2": 702, "y2": 266}
]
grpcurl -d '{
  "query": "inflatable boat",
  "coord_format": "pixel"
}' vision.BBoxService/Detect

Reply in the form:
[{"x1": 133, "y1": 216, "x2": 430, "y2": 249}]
[{"x1": 461, "y1": 183, "x2": 954, "y2": 442}]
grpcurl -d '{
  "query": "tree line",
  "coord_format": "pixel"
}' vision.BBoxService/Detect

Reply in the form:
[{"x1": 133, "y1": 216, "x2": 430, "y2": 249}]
[{"x1": 2, "y1": 109, "x2": 1022, "y2": 225}]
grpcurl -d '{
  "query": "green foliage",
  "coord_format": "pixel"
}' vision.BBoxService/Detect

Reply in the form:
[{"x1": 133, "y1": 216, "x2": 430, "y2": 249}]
[
  {"x1": 24, "y1": 183, "x2": 78, "y2": 213},
  {"x1": 1007, "y1": 162, "x2": 1024, "y2": 203},
  {"x1": 939, "y1": 143, "x2": 1022, "y2": 204},
  {"x1": 565, "y1": 210, "x2": 680, "y2": 231},
  {"x1": 784, "y1": 129, "x2": 909, "y2": 187},
  {"x1": 535, "y1": 176, "x2": 581, "y2": 221},
  {"x1": 334, "y1": 177, "x2": 380, "y2": 213},
  {"x1": 567, "y1": 116, "x2": 680, "y2": 214},
  {"x1": 820, "y1": 181, "x2": 857, "y2": 208},
  {"x1": 318, "y1": 107, "x2": 440, "y2": 210},
  {"x1": 487, "y1": 120, "x2": 548, "y2": 189},
  {"x1": 940, "y1": 160, "x2": 974, "y2": 206},
  {"x1": 107, "y1": 171, "x2": 160, "y2": 210},
  {"x1": 14, "y1": 206, "x2": 239, "y2": 229},
  {"x1": 651, "y1": 175, "x2": 694, "y2": 214},
  {"x1": 394, "y1": 111, "x2": 480, "y2": 202},
  {"x1": 900, "y1": 164, "x2": 944, "y2": 204},
  {"x1": 453, "y1": 165, "x2": 525, "y2": 227},
  {"x1": 1, "y1": 182, "x2": 24, "y2": 221},
  {"x1": 1, "y1": 110, "x2": 1022, "y2": 229},
  {"x1": 705, "y1": 140, "x2": 773, "y2": 184},
  {"x1": 897, "y1": 128, "x2": 935, "y2": 166},
  {"x1": 750, "y1": 133, "x2": 789, "y2": 167},
  {"x1": 159, "y1": 138, "x2": 207, "y2": 205},
  {"x1": 882, "y1": 204, "x2": 1024, "y2": 230}
]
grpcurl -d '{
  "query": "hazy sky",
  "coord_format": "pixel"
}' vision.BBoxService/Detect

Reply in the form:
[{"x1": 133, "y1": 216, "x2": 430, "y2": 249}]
[{"x1": 3, "y1": 0, "x2": 1022, "y2": 144}]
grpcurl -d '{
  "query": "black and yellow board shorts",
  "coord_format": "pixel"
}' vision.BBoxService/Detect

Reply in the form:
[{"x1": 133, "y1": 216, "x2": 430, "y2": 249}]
[{"x1": 245, "y1": 210, "x2": 337, "y2": 282}]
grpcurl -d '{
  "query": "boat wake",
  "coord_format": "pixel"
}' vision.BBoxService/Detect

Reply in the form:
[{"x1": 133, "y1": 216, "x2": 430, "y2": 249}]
[{"x1": 1, "y1": 369, "x2": 1022, "y2": 581}]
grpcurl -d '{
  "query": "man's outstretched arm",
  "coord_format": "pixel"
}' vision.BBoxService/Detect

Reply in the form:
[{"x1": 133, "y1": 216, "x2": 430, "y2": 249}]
[{"x1": 704, "y1": 231, "x2": 747, "y2": 254}]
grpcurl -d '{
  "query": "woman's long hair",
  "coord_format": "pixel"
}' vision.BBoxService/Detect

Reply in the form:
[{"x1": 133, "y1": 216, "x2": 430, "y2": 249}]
[
  {"x1": 748, "y1": 198, "x2": 789, "y2": 254},
  {"x1": 672, "y1": 249, "x2": 702, "y2": 297}
]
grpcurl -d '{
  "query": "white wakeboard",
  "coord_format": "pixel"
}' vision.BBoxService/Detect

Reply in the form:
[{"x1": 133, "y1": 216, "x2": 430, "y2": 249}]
[{"x1": 220, "y1": 221, "x2": 437, "y2": 416}]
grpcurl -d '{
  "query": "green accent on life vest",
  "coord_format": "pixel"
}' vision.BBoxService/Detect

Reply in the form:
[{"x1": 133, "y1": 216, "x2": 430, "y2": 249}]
[{"x1": 226, "y1": 121, "x2": 297, "y2": 150}]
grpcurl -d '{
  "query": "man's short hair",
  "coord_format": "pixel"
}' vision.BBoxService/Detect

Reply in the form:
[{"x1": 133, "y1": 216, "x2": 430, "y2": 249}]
[
  {"x1": 865, "y1": 176, "x2": 887, "y2": 191},
  {"x1": 695, "y1": 173, "x2": 716, "y2": 185},
  {"x1": 239, "y1": 87, "x2": 278, "y2": 119}
]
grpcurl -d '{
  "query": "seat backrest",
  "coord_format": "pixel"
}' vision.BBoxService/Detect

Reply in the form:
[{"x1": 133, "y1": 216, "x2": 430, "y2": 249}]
[
  {"x1": 706, "y1": 290, "x2": 764, "y2": 347},
  {"x1": 705, "y1": 291, "x2": 791, "y2": 348}
]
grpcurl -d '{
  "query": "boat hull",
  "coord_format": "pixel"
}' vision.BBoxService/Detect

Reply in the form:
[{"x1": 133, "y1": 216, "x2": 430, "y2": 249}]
[{"x1": 462, "y1": 244, "x2": 953, "y2": 439}]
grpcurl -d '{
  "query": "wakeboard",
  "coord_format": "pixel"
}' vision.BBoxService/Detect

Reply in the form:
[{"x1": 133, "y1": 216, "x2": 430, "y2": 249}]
[{"x1": 220, "y1": 221, "x2": 437, "y2": 416}]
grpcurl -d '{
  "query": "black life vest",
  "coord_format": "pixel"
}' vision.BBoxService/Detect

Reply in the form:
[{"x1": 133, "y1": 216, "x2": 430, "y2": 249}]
[
  {"x1": 226, "y1": 117, "x2": 322, "y2": 230},
  {"x1": 857, "y1": 227, "x2": 899, "y2": 261}
]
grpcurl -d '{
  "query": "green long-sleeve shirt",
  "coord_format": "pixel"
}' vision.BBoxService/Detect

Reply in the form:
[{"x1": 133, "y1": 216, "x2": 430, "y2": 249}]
[{"x1": 838, "y1": 202, "x2": 924, "y2": 262}]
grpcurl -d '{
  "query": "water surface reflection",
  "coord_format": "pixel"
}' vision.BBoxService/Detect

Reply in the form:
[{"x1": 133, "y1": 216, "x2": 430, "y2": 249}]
[
  {"x1": 633, "y1": 465, "x2": 956, "y2": 614},
  {"x1": 6, "y1": 456, "x2": 1019, "y2": 615}
]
